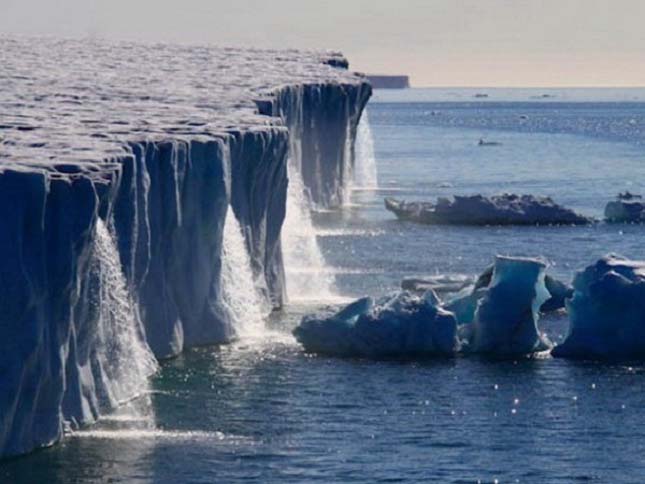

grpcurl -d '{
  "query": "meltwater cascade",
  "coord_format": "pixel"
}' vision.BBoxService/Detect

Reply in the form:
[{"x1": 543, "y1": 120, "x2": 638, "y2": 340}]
[
  {"x1": 88, "y1": 219, "x2": 157, "y2": 420},
  {"x1": 352, "y1": 112, "x2": 379, "y2": 189},
  {"x1": 220, "y1": 207, "x2": 268, "y2": 340},
  {"x1": 282, "y1": 153, "x2": 338, "y2": 303}
]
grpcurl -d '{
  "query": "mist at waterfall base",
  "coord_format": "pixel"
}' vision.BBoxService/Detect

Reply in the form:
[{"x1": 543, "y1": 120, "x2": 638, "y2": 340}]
[{"x1": 5, "y1": 88, "x2": 645, "y2": 483}]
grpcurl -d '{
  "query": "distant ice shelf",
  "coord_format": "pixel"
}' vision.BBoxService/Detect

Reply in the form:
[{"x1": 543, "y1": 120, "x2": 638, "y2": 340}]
[{"x1": 0, "y1": 37, "x2": 371, "y2": 458}]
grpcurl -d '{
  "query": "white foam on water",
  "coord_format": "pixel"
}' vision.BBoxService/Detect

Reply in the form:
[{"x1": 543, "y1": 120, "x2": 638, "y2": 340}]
[
  {"x1": 220, "y1": 207, "x2": 268, "y2": 341},
  {"x1": 71, "y1": 429, "x2": 240, "y2": 442}
]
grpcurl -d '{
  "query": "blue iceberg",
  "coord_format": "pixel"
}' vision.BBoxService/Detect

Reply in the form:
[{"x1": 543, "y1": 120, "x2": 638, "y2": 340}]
[
  {"x1": 295, "y1": 256, "x2": 554, "y2": 359},
  {"x1": 293, "y1": 291, "x2": 460, "y2": 358},
  {"x1": 444, "y1": 261, "x2": 571, "y2": 326},
  {"x1": 553, "y1": 255, "x2": 645, "y2": 360},
  {"x1": 469, "y1": 256, "x2": 552, "y2": 355}
]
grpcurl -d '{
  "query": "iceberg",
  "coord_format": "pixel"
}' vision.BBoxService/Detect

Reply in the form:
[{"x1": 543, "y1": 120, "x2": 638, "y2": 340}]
[
  {"x1": 294, "y1": 256, "x2": 552, "y2": 358},
  {"x1": 468, "y1": 256, "x2": 552, "y2": 355},
  {"x1": 553, "y1": 255, "x2": 645, "y2": 360},
  {"x1": 293, "y1": 291, "x2": 460, "y2": 358},
  {"x1": 385, "y1": 193, "x2": 594, "y2": 225},
  {"x1": 443, "y1": 262, "x2": 571, "y2": 325},
  {"x1": 604, "y1": 192, "x2": 645, "y2": 223}
]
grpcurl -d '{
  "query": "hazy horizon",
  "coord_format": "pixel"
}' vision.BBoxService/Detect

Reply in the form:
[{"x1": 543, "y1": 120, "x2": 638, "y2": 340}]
[{"x1": 2, "y1": 0, "x2": 644, "y2": 87}]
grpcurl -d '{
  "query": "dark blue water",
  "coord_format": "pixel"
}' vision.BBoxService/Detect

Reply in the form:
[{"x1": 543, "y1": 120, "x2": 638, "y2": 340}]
[{"x1": 4, "y1": 88, "x2": 645, "y2": 483}]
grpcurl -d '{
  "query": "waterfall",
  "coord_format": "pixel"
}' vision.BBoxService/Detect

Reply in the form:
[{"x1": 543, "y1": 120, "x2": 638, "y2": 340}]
[
  {"x1": 91, "y1": 218, "x2": 157, "y2": 417},
  {"x1": 281, "y1": 157, "x2": 337, "y2": 303},
  {"x1": 352, "y1": 112, "x2": 378, "y2": 189},
  {"x1": 220, "y1": 207, "x2": 267, "y2": 339}
]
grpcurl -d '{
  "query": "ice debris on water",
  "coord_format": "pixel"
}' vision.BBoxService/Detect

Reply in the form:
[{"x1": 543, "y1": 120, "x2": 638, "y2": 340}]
[
  {"x1": 295, "y1": 256, "x2": 554, "y2": 358},
  {"x1": 293, "y1": 291, "x2": 460, "y2": 358},
  {"x1": 553, "y1": 254, "x2": 645, "y2": 360}
]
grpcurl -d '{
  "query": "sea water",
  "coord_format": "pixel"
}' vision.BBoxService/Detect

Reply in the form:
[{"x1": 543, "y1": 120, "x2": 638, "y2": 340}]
[{"x1": 4, "y1": 88, "x2": 645, "y2": 483}]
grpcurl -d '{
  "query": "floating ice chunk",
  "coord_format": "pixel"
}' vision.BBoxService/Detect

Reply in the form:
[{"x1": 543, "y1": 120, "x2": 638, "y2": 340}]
[
  {"x1": 470, "y1": 256, "x2": 552, "y2": 355},
  {"x1": 443, "y1": 262, "x2": 571, "y2": 325},
  {"x1": 293, "y1": 291, "x2": 460, "y2": 358},
  {"x1": 385, "y1": 193, "x2": 594, "y2": 226},
  {"x1": 604, "y1": 192, "x2": 645, "y2": 223},
  {"x1": 553, "y1": 255, "x2": 645, "y2": 360}
]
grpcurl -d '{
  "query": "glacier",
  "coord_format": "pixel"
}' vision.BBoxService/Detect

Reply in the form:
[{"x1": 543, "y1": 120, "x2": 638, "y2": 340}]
[
  {"x1": 552, "y1": 255, "x2": 645, "y2": 360},
  {"x1": 0, "y1": 38, "x2": 370, "y2": 458}
]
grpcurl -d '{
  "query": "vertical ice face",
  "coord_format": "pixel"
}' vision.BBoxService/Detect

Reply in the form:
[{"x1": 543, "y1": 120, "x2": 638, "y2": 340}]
[
  {"x1": 0, "y1": 38, "x2": 371, "y2": 458},
  {"x1": 352, "y1": 111, "x2": 378, "y2": 189},
  {"x1": 220, "y1": 207, "x2": 268, "y2": 340},
  {"x1": 62, "y1": 217, "x2": 158, "y2": 432},
  {"x1": 89, "y1": 219, "x2": 158, "y2": 408},
  {"x1": 275, "y1": 82, "x2": 371, "y2": 303}
]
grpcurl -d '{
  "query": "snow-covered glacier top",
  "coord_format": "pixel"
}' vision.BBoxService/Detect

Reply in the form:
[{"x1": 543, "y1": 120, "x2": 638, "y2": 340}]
[{"x1": 0, "y1": 36, "x2": 364, "y2": 173}]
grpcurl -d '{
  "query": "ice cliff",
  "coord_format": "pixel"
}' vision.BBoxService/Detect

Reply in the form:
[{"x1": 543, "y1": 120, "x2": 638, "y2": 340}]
[{"x1": 0, "y1": 38, "x2": 370, "y2": 458}]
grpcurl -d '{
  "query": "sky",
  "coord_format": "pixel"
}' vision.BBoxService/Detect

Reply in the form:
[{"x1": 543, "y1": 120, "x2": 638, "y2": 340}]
[{"x1": 2, "y1": 0, "x2": 645, "y2": 87}]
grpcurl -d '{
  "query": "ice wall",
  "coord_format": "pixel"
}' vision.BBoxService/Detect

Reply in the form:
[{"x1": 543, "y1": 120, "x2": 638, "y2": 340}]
[
  {"x1": 0, "y1": 38, "x2": 370, "y2": 458},
  {"x1": 258, "y1": 81, "x2": 372, "y2": 208},
  {"x1": 0, "y1": 165, "x2": 144, "y2": 458},
  {"x1": 254, "y1": 79, "x2": 372, "y2": 302}
]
